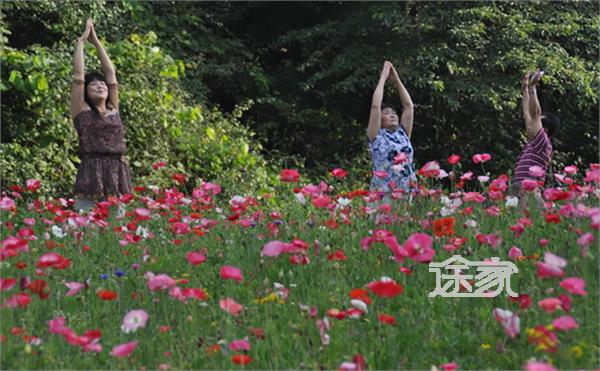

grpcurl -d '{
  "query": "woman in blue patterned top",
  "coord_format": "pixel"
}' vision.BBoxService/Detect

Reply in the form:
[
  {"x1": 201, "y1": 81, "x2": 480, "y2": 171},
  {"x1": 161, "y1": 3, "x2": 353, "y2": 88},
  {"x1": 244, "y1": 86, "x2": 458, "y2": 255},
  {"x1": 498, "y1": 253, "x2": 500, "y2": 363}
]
[{"x1": 367, "y1": 61, "x2": 416, "y2": 196}]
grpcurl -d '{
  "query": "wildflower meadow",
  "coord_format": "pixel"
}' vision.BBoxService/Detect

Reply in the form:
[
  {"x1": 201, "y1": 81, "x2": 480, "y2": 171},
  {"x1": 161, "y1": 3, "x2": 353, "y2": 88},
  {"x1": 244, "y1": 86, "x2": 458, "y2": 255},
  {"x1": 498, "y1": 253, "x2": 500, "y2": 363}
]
[{"x1": 1, "y1": 159, "x2": 598, "y2": 370}]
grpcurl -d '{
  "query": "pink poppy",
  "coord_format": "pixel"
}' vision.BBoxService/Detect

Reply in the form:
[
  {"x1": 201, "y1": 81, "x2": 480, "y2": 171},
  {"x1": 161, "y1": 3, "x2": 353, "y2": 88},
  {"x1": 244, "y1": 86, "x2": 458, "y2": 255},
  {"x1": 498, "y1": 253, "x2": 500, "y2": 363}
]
[
  {"x1": 186, "y1": 251, "x2": 206, "y2": 266},
  {"x1": 576, "y1": 232, "x2": 594, "y2": 247},
  {"x1": 64, "y1": 282, "x2": 86, "y2": 297},
  {"x1": 525, "y1": 361, "x2": 557, "y2": 371},
  {"x1": 339, "y1": 362, "x2": 358, "y2": 371},
  {"x1": 220, "y1": 266, "x2": 244, "y2": 282},
  {"x1": 134, "y1": 208, "x2": 151, "y2": 220},
  {"x1": 551, "y1": 315, "x2": 579, "y2": 331},
  {"x1": 463, "y1": 192, "x2": 486, "y2": 203},
  {"x1": 229, "y1": 339, "x2": 251, "y2": 351},
  {"x1": 521, "y1": 179, "x2": 539, "y2": 192},
  {"x1": 447, "y1": 154, "x2": 461, "y2": 165},
  {"x1": 372, "y1": 170, "x2": 388, "y2": 179},
  {"x1": 403, "y1": 233, "x2": 435, "y2": 263},
  {"x1": 220, "y1": 298, "x2": 244, "y2": 316},
  {"x1": 36, "y1": 252, "x2": 70, "y2": 269},
  {"x1": 312, "y1": 194, "x2": 333, "y2": 208},
  {"x1": 538, "y1": 298, "x2": 562, "y2": 313},
  {"x1": 110, "y1": 341, "x2": 138, "y2": 358},
  {"x1": 0, "y1": 197, "x2": 16, "y2": 211},
  {"x1": 472, "y1": 153, "x2": 491, "y2": 164},
  {"x1": 459, "y1": 171, "x2": 473, "y2": 181},
  {"x1": 2, "y1": 292, "x2": 32, "y2": 308},
  {"x1": 563, "y1": 165, "x2": 578, "y2": 175},
  {"x1": 170, "y1": 222, "x2": 190, "y2": 235},
  {"x1": 48, "y1": 316, "x2": 69, "y2": 335},
  {"x1": 559, "y1": 277, "x2": 588, "y2": 296},
  {"x1": 558, "y1": 294, "x2": 572, "y2": 312},
  {"x1": 508, "y1": 246, "x2": 523, "y2": 260},
  {"x1": 543, "y1": 188, "x2": 573, "y2": 202},
  {"x1": 261, "y1": 240, "x2": 300, "y2": 257},
  {"x1": 417, "y1": 161, "x2": 441, "y2": 178},
  {"x1": 0, "y1": 278, "x2": 17, "y2": 292},
  {"x1": 146, "y1": 273, "x2": 177, "y2": 291},
  {"x1": 440, "y1": 362, "x2": 458, "y2": 371},
  {"x1": 393, "y1": 153, "x2": 408, "y2": 164},
  {"x1": 528, "y1": 165, "x2": 545, "y2": 178},
  {"x1": 316, "y1": 317, "x2": 331, "y2": 345},
  {"x1": 121, "y1": 309, "x2": 148, "y2": 333},
  {"x1": 26, "y1": 179, "x2": 41, "y2": 192},
  {"x1": 182, "y1": 288, "x2": 208, "y2": 301},
  {"x1": 584, "y1": 166, "x2": 600, "y2": 183},
  {"x1": 331, "y1": 168, "x2": 348, "y2": 179},
  {"x1": 535, "y1": 252, "x2": 566, "y2": 278},
  {"x1": 492, "y1": 308, "x2": 520, "y2": 338}
]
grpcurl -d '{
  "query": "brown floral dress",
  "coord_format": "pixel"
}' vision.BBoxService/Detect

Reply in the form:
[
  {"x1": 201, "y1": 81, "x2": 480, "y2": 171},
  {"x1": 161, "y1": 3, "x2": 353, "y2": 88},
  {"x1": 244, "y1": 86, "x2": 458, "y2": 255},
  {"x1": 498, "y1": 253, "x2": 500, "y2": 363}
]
[{"x1": 74, "y1": 110, "x2": 132, "y2": 197}]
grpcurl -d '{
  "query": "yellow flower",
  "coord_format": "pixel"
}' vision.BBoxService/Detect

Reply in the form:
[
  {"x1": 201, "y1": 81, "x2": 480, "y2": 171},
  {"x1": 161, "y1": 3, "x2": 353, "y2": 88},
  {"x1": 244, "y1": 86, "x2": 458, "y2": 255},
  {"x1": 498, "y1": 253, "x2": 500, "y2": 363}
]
[
  {"x1": 255, "y1": 292, "x2": 279, "y2": 304},
  {"x1": 480, "y1": 343, "x2": 492, "y2": 350},
  {"x1": 570, "y1": 345, "x2": 583, "y2": 358}
]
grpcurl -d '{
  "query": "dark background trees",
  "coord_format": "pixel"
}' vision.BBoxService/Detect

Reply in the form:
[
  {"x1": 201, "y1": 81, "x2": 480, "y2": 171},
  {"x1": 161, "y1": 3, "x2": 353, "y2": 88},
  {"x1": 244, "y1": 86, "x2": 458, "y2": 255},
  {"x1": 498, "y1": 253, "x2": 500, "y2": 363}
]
[{"x1": 2, "y1": 1, "x2": 598, "y2": 196}]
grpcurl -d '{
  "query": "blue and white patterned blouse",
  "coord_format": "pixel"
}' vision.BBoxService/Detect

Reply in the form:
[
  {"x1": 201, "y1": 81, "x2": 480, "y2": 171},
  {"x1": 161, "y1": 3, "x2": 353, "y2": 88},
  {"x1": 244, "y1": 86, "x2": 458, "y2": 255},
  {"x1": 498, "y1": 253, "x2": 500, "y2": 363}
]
[{"x1": 368, "y1": 126, "x2": 416, "y2": 193}]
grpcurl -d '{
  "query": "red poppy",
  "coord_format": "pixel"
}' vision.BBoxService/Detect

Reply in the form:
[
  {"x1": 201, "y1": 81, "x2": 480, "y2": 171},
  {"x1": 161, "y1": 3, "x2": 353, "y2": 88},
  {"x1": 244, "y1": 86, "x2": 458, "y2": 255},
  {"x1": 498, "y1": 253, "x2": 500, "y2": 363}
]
[
  {"x1": 279, "y1": 169, "x2": 300, "y2": 182},
  {"x1": 327, "y1": 249, "x2": 347, "y2": 261},
  {"x1": 545, "y1": 213, "x2": 561, "y2": 224},
  {"x1": 96, "y1": 290, "x2": 118, "y2": 301},
  {"x1": 27, "y1": 279, "x2": 50, "y2": 300},
  {"x1": 206, "y1": 344, "x2": 221, "y2": 356},
  {"x1": 378, "y1": 314, "x2": 397, "y2": 325},
  {"x1": 249, "y1": 327, "x2": 265, "y2": 340},
  {"x1": 508, "y1": 293, "x2": 532, "y2": 309},
  {"x1": 367, "y1": 280, "x2": 404, "y2": 298},
  {"x1": 349, "y1": 288, "x2": 372, "y2": 305},
  {"x1": 172, "y1": 173, "x2": 186, "y2": 185},
  {"x1": 159, "y1": 326, "x2": 171, "y2": 333},
  {"x1": 231, "y1": 354, "x2": 252, "y2": 365},
  {"x1": 447, "y1": 154, "x2": 461, "y2": 165},
  {"x1": 432, "y1": 217, "x2": 456, "y2": 237}
]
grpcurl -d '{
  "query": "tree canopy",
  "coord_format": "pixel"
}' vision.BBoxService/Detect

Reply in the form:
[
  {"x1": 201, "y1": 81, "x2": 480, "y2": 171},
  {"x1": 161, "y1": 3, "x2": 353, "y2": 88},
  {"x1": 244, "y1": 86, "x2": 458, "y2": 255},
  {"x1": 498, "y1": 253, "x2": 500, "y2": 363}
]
[{"x1": 2, "y1": 1, "x2": 598, "y2": 196}]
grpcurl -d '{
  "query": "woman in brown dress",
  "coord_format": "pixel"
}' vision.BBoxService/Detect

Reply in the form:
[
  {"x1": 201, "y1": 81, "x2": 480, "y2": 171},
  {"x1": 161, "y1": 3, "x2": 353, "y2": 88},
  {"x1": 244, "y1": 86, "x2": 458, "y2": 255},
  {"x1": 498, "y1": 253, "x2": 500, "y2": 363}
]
[{"x1": 71, "y1": 19, "x2": 132, "y2": 211}]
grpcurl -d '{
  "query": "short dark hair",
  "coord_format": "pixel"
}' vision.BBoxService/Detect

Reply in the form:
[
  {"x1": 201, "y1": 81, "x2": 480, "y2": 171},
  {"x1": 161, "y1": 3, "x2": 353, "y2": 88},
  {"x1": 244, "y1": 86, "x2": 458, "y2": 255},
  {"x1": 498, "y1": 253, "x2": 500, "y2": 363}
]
[
  {"x1": 381, "y1": 102, "x2": 396, "y2": 112},
  {"x1": 84, "y1": 72, "x2": 113, "y2": 115},
  {"x1": 541, "y1": 112, "x2": 560, "y2": 137}
]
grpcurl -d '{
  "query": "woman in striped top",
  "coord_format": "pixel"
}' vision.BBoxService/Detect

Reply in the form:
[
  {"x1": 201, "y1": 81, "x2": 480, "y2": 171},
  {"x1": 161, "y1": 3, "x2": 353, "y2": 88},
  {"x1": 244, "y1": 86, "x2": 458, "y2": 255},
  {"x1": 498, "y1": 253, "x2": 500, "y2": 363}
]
[{"x1": 511, "y1": 70, "x2": 560, "y2": 196}]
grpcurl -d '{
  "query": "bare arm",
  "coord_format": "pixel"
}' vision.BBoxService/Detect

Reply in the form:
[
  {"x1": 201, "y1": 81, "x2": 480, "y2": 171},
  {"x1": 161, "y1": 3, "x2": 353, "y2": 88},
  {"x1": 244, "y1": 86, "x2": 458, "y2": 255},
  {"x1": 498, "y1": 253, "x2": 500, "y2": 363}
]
[
  {"x1": 70, "y1": 20, "x2": 91, "y2": 119},
  {"x1": 389, "y1": 65, "x2": 414, "y2": 138},
  {"x1": 367, "y1": 61, "x2": 392, "y2": 141},
  {"x1": 525, "y1": 70, "x2": 543, "y2": 140},
  {"x1": 89, "y1": 21, "x2": 119, "y2": 110}
]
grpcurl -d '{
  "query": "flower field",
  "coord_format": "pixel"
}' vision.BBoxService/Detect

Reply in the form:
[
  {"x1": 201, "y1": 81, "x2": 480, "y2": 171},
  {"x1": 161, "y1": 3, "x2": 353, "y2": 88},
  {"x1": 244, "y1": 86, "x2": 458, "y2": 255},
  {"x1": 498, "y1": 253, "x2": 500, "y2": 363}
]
[{"x1": 1, "y1": 160, "x2": 599, "y2": 370}]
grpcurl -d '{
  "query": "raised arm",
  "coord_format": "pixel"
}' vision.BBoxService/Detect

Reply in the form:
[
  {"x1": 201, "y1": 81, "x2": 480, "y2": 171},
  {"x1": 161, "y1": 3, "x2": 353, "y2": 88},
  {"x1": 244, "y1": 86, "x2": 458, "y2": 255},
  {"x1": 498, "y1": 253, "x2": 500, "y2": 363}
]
[
  {"x1": 89, "y1": 21, "x2": 119, "y2": 110},
  {"x1": 367, "y1": 61, "x2": 392, "y2": 141},
  {"x1": 526, "y1": 70, "x2": 543, "y2": 139},
  {"x1": 389, "y1": 65, "x2": 414, "y2": 138},
  {"x1": 521, "y1": 71, "x2": 532, "y2": 125},
  {"x1": 71, "y1": 20, "x2": 91, "y2": 119}
]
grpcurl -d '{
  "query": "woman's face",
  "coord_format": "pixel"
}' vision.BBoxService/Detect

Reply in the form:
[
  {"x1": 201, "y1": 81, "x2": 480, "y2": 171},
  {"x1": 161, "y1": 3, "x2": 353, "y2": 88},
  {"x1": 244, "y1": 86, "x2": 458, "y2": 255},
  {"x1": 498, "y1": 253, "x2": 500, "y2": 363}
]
[
  {"x1": 86, "y1": 80, "x2": 108, "y2": 101},
  {"x1": 381, "y1": 107, "x2": 399, "y2": 129}
]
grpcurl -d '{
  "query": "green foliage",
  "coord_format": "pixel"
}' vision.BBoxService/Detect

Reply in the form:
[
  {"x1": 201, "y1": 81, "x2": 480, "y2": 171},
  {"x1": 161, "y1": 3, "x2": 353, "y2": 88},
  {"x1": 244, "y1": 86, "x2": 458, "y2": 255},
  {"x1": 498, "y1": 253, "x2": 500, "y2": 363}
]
[
  {"x1": 223, "y1": 2, "x2": 599, "y2": 175},
  {"x1": 1, "y1": 31, "x2": 272, "y2": 197},
  {"x1": 2, "y1": 1, "x2": 599, "y2": 197}
]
